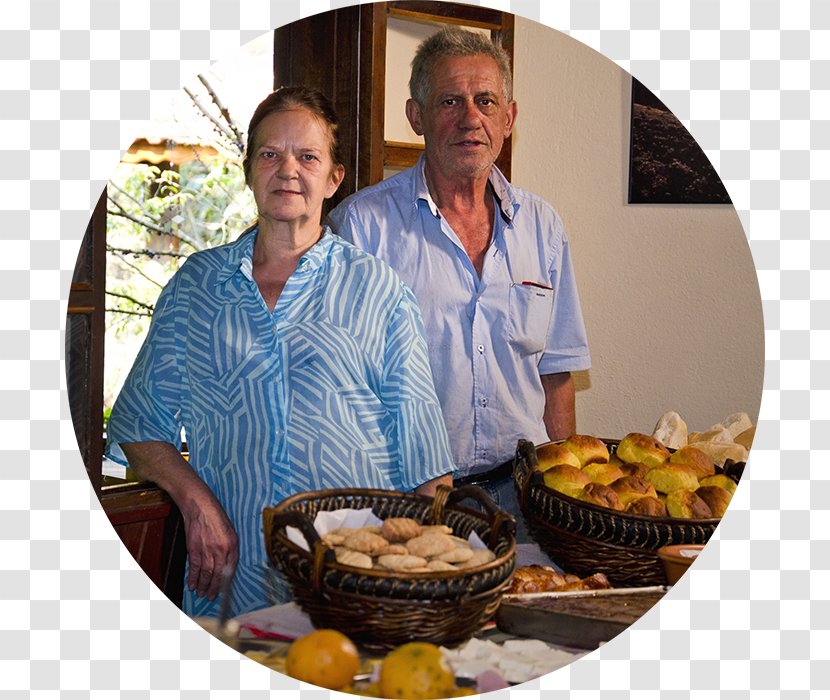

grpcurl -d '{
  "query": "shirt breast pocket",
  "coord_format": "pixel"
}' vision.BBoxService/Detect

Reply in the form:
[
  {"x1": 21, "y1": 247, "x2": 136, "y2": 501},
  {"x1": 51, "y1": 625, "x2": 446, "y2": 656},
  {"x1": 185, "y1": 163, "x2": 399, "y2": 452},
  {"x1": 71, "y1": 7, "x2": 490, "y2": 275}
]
[{"x1": 507, "y1": 282, "x2": 554, "y2": 355}]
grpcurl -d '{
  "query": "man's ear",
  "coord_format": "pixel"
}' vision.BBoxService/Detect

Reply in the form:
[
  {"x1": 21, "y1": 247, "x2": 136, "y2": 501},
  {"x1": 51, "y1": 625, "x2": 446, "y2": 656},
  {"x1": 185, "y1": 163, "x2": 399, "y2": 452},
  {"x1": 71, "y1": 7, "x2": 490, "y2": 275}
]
[
  {"x1": 504, "y1": 100, "x2": 518, "y2": 138},
  {"x1": 405, "y1": 98, "x2": 425, "y2": 136},
  {"x1": 326, "y1": 164, "x2": 346, "y2": 198}
]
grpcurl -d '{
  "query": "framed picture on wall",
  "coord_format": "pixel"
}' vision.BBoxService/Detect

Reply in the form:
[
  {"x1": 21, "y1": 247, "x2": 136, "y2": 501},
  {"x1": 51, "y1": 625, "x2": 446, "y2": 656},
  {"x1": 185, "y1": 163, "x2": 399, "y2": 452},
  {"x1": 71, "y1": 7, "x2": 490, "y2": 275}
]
[{"x1": 628, "y1": 78, "x2": 732, "y2": 204}]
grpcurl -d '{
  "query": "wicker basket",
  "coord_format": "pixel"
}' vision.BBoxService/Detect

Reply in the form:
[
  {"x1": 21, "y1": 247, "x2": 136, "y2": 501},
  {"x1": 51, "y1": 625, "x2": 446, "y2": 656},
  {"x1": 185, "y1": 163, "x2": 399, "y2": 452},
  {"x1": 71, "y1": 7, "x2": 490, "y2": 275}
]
[
  {"x1": 514, "y1": 439, "x2": 726, "y2": 587},
  {"x1": 262, "y1": 484, "x2": 516, "y2": 652}
]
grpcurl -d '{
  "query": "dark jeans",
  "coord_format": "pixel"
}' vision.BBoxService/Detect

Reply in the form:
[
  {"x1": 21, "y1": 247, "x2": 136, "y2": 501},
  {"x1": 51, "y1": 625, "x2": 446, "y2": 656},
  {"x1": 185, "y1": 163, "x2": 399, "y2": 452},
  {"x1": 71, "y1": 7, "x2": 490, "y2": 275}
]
[{"x1": 455, "y1": 472, "x2": 532, "y2": 544}]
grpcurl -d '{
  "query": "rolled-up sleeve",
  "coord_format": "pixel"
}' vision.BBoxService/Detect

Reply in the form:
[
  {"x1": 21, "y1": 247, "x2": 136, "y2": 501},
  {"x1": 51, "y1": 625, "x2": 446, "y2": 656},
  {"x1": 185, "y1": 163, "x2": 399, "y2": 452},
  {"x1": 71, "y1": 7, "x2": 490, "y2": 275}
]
[
  {"x1": 381, "y1": 283, "x2": 454, "y2": 491},
  {"x1": 538, "y1": 224, "x2": 592, "y2": 376},
  {"x1": 105, "y1": 276, "x2": 184, "y2": 466}
]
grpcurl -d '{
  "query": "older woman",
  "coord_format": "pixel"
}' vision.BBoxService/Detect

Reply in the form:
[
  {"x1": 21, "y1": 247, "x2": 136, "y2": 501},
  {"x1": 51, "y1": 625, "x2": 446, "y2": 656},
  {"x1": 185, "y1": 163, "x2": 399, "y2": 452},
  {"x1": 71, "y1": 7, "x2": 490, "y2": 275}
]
[{"x1": 106, "y1": 87, "x2": 454, "y2": 618}]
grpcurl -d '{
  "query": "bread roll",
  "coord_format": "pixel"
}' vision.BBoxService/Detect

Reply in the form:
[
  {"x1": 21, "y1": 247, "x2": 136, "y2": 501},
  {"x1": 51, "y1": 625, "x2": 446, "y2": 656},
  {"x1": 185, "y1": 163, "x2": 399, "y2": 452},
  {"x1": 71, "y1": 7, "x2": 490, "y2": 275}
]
[
  {"x1": 619, "y1": 461, "x2": 651, "y2": 480},
  {"x1": 535, "y1": 443, "x2": 582, "y2": 472},
  {"x1": 666, "y1": 489, "x2": 714, "y2": 519},
  {"x1": 687, "y1": 441, "x2": 748, "y2": 468},
  {"x1": 542, "y1": 464, "x2": 591, "y2": 498},
  {"x1": 577, "y1": 482, "x2": 624, "y2": 511},
  {"x1": 669, "y1": 445, "x2": 716, "y2": 478},
  {"x1": 695, "y1": 485, "x2": 732, "y2": 518},
  {"x1": 617, "y1": 432, "x2": 670, "y2": 469},
  {"x1": 582, "y1": 461, "x2": 625, "y2": 486},
  {"x1": 561, "y1": 435, "x2": 610, "y2": 466},
  {"x1": 625, "y1": 495, "x2": 668, "y2": 517},
  {"x1": 698, "y1": 473, "x2": 738, "y2": 495},
  {"x1": 645, "y1": 463, "x2": 700, "y2": 494},
  {"x1": 652, "y1": 411, "x2": 688, "y2": 450},
  {"x1": 609, "y1": 475, "x2": 658, "y2": 507}
]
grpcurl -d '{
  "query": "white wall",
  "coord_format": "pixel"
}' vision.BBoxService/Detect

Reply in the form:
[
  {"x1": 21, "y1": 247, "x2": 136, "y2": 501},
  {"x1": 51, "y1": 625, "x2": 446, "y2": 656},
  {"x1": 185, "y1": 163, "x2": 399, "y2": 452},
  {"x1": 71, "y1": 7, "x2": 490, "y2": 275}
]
[
  {"x1": 511, "y1": 17, "x2": 764, "y2": 437},
  {"x1": 382, "y1": 16, "x2": 765, "y2": 439}
]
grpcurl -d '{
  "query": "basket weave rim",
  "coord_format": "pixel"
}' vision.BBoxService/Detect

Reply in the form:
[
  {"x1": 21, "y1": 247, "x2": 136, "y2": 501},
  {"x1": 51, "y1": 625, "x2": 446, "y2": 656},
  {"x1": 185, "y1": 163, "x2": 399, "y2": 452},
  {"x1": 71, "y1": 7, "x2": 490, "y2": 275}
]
[
  {"x1": 523, "y1": 439, "x2": 724, "y2": 527},
  {"x1": 265, "y1": 486, "x2": 516, "y2": 579}
]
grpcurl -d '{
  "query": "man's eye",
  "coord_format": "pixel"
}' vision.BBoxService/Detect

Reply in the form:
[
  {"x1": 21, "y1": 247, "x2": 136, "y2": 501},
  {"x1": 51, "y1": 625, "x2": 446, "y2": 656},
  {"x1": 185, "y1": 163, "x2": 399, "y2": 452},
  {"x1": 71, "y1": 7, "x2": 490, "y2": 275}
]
[
  {"x1": 443, "y1": 98, "x2": 457, "y2": 106},
  {"x1": 301, "y1": 154, "x2": 318, "y2": 162},
  {"x1": 262, "y1": 151, "x2": 276, "y2": 159}
]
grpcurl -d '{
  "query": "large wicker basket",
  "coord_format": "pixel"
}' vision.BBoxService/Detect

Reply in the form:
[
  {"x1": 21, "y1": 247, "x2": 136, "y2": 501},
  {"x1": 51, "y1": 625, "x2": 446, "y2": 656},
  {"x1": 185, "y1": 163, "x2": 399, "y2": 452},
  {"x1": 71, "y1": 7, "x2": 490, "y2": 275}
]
[
  {"x1": 514, "y1": 439, "x2": 725, "y2": 587},
  {"x1": 262, "y1": 484, "x2": 516, "y2": 652}
]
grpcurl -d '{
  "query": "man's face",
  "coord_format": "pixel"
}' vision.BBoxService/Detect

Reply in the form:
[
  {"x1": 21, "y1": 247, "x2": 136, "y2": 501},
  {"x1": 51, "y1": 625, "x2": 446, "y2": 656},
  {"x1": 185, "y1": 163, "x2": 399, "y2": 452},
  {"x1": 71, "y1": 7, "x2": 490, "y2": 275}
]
[{"x1": 407, "y1": 54, "x2": 517, "y2": 181}]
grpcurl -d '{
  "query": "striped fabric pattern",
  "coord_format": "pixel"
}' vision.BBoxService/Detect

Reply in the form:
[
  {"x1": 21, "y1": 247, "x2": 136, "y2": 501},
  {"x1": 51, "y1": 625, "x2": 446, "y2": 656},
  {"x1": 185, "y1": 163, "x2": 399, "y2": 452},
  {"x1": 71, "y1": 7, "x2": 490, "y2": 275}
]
[{"x1": 106, "y1": 229, "x2": 454, "y2": 617}]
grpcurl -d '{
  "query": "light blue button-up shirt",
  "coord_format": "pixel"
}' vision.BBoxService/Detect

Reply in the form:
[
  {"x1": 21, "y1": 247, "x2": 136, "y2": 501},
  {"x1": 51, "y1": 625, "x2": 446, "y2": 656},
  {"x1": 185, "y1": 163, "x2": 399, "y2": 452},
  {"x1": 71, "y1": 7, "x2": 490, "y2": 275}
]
[
  {"x1": 106, "y1": 228, "x2": 453, "y2": 617},
  {"x1": 328, "y1": 158, "x2": 591, "y2": 478}
]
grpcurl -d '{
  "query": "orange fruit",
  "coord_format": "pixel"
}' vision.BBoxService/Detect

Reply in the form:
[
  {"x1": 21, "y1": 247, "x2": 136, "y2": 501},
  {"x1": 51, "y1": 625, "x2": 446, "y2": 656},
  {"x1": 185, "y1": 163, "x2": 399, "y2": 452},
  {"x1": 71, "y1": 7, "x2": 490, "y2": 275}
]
[
  {"x1": 378, "y1": 642, "x2": 456, "y2": 699},
  {"x1": 285, "y1": 629, "x2": 360, "y2": 690}
]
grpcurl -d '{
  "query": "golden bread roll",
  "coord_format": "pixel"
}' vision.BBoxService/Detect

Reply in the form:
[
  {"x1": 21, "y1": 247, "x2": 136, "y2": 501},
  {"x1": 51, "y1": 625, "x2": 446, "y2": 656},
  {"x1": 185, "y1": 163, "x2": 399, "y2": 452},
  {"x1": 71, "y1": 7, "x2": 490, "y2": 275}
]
[
  {"x1": 535, "y1": 443, "x2": 582, "y2": 471},
  {"x1": 561, "y1": 434, "x2": 610, "y2": 466},
  {"x1": 618, "y1": 461, "x2": 651, "y2": 480},
  {"x1": 617, "y1": 432, "x2": 670, "y2": 469},
  {"x1": 608, "y1": 453, "x2": 625, "y2": 469},
  {"x1": 698, "y1": 474, "x2": 738, "y2": 495},
  {"x1": 577, "y1": 482, "x2": 624, "y2": 511},
  {"x1": 733, "y1": 426, "x2": 755, "y2": 450},
  {"x1": 542, "y1": 464, "x2": 591, "y2": 497},
  {"x1": 645, "y1": 463, "x2": 700, "y2": 494},
  {"x1": 625, "y1": 495, "x2": 668, "y2": 517},
  {"x1": 582, "y1": 461, "x2": 625, "y2": 485},
  {"x1": 695, "y1": 485, "x2": 733, "y2": 518},
  {"x1": 687, "y1": 441, "x2": 748, "y2": 467},
  {"x1": 652, "y1": 410, "x2": 688, "y2": 450},
  {"x1": 666, "y1": 489, "x2": 714, "y2": 519},
  {"x1": 609, "y1": 475, "x2": 659, "y2": 507},
  {"x1": 669, "y1": 445, "x2": 716, "y2": 478}
]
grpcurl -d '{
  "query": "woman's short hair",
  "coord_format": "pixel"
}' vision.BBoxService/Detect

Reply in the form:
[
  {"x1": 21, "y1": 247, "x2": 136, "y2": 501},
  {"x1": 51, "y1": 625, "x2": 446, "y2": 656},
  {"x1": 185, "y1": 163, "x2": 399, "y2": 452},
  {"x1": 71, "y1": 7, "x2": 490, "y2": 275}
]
[
  {"x1": 243, "y1": 86, "x2": 343, "y2": 186},
  {"x1": 409, "y1": 27, "x2": 513, "y2": 107}
]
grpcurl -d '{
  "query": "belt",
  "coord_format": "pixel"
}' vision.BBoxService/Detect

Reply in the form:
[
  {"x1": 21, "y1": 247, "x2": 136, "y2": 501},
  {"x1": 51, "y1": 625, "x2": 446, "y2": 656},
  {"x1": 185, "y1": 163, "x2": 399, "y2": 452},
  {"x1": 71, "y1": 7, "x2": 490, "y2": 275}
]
[{"x1": 453, "y1": 459, "x2": 514, "y2": 488}]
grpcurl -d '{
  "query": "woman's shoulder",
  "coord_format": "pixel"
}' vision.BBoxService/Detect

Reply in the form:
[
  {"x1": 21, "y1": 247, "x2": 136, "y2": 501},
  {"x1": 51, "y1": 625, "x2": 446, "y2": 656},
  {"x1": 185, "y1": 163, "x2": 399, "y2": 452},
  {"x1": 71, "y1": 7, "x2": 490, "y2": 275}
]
[{"x1": 325, "y1": 233, "x2": 407, "y2": 295}]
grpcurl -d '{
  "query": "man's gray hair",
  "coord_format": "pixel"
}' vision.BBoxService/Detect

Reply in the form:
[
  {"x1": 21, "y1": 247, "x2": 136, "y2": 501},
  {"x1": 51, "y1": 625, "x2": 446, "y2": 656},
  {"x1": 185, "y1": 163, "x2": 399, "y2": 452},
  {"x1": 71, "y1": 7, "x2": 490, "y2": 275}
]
[{"x1": 409, "y1": 27, "x2": 513, "y2": 107}]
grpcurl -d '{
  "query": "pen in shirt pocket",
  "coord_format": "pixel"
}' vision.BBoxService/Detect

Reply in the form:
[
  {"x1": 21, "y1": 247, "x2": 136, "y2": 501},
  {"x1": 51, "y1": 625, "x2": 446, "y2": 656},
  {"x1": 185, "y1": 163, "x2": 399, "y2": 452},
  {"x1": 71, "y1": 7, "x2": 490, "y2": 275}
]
[{"x1": 521, "y1": 280, "x2": 553, "y2": 291}]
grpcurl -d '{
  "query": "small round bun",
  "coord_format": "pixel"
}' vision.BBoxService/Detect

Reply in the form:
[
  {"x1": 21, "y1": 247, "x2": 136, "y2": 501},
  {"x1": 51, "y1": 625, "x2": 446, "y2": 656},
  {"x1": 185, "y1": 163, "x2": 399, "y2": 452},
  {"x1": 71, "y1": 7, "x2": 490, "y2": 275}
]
[
  {"x1": 617, "y1": 432, "x2": 670, "y2": 469},
  {"x1": 535, "y1": 443, "x2": 582, "y2": 472},
  {"x1": 695, "y1": 485, "x2": 733, "y2": 517},
  {"x1": 561, "y1": 435, "x2": 610, "y2": 466},
  {"x1": 698, "y1": 474, "x2": 738, "y2": 495},
  {"x1": 645, "y1": 463, "x2": 700, "y2": 494},
  {"x1": 666, "y1": 489, "x2": 714, "y2": 519},
  {"x1": 577, "y1": 482, "x2": 624, "y2": 511},
  {"x1": 609, "y1": 475, "x2": 658, "y2": 507},
  {"x1": 619, "y1": 461, "x2": 651, "y2": 480},
  {"x1": 625, "y1": 495, "x2": 668, "y2": 517},
  {"x1": 542, "y1": 464, "x2": 591, "y2": 498},
  {"x1": 582, "y1": 461, "x2": 625, "y2": 486},
  {"x1": 669, "y1": 446, "x2": 715, "y2": 478}
]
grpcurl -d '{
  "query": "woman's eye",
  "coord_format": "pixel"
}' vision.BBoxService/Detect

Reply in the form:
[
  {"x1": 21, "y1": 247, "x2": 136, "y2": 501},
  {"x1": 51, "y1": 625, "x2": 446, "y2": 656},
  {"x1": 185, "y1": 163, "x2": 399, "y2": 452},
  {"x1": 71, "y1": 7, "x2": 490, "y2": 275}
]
[{"x1": 261, "y1": 151, "x2": 275, "y2": 159}]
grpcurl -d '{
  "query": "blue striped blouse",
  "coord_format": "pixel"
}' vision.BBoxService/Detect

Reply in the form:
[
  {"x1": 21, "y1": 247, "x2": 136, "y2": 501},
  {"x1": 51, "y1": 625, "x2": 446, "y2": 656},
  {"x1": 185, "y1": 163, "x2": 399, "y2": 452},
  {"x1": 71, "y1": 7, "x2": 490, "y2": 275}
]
[{"x1": 106, "y1": 228, "x2": 454, "y2": 617}]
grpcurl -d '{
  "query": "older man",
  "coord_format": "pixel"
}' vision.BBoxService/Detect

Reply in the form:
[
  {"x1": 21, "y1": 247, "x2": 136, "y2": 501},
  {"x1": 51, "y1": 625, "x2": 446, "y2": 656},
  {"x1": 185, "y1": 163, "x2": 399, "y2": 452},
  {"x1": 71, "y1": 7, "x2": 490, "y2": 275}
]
[{"x1": 328, "y1": 28, "x2": 590, "y2": 542}]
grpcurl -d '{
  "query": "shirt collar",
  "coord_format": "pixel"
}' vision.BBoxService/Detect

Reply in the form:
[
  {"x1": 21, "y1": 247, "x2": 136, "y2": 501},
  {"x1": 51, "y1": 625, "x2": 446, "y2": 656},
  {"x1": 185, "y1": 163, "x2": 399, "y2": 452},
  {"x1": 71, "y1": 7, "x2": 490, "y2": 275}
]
[
  {"x1": 216, "y1": 224, "x2": 334, "y2": 285},
  {"x1": 412, "y1": 153, "x2": 519, "y2": 223}
]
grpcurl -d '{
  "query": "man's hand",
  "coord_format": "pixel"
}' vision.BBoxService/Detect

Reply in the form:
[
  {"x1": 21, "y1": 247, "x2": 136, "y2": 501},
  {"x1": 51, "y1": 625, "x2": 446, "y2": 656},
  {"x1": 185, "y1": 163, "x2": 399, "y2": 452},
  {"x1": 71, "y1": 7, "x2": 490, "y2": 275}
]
[
  {"x1": 120, "y1": 440, "x2": 239, "y2": 601},
  {"x1": 180, "y1": 492, "x2": 239, "y2": 600},
  {"x1": 541, "y1": 372, "x2": 576, "y2": 441}
]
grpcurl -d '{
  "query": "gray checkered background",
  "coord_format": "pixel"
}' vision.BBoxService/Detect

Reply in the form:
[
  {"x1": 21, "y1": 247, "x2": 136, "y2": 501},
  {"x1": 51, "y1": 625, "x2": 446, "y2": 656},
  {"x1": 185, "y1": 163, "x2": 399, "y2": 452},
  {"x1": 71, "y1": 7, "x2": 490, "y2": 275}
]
[{"x1": 0, "y1": 0, "x2": 823, "y2": 696}]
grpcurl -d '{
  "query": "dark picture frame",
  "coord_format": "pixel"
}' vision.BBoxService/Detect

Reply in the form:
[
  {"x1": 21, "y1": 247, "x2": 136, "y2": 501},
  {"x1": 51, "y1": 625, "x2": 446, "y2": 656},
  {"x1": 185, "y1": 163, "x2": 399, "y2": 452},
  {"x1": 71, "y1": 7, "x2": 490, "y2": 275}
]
[{"x1": 628, "y1": 78, "x2": 731, "y2": 204}]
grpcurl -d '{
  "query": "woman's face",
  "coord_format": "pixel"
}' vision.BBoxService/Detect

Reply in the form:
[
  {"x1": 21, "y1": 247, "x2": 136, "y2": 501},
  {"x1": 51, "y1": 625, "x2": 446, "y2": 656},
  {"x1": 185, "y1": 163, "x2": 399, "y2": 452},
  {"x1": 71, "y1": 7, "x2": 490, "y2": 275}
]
[{"x1": 249, "y1": 108, "x2": 344, "y2": 228}]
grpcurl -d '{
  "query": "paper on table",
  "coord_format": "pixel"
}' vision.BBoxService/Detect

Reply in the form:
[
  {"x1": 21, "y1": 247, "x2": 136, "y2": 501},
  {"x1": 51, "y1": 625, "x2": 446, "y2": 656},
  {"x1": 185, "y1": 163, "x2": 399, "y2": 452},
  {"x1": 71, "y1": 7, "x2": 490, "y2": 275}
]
[{"x1": 440, "y1": 637, "x2": 584, "y2": 684}]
